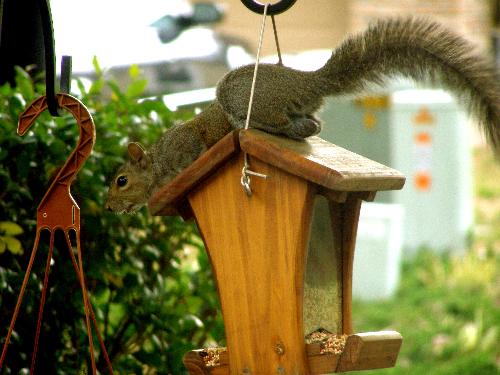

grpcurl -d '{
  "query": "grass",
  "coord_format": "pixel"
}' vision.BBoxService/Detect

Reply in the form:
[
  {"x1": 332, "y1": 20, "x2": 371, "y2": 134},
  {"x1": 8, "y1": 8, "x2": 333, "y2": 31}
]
[{"x1": 348, "y1": 146, "x2": 500, "y2": 375}]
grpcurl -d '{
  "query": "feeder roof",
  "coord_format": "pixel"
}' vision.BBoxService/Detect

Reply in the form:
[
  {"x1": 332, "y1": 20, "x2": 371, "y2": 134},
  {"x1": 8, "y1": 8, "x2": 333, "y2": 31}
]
[{"x1": 148, "y1": 129, "x2": 405, "y2": 216}]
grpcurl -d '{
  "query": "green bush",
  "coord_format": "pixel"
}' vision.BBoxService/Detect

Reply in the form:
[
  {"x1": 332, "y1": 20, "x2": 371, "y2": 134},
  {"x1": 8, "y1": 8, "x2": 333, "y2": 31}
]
[
  {"x1": 0, "y1": 62, "x2": 223, "y2": 374},
  {"x1": 351, "y1": 249, "x2": 500, "y2": 375}
]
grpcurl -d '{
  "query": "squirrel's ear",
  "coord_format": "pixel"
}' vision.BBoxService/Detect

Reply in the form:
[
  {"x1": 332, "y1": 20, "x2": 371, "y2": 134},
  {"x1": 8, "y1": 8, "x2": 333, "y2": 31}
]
[{"x1": 128, "y1": 142, "x2": 149, "y2": 168}]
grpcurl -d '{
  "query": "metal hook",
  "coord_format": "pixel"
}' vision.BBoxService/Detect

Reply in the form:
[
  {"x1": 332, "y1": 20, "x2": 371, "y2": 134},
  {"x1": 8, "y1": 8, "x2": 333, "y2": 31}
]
[
  {"x1": 241, "y1": 154, "x2": 268, "y2": 197},
  {"x1": 240, "y1": 0, "x2": 298, "y2": 15},
  {"x1": 17, "y1": 94, "x2": 95, "y2": 230},
  {"x1": 241, "y1": 173, "x2": 253, "y2": 196}
]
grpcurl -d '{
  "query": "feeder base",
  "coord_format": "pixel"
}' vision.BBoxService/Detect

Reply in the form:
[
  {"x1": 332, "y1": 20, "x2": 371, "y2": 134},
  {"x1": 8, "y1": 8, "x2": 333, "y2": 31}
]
[{"x1": 183, "y1": 330, "x2": 402, "y2": 374}]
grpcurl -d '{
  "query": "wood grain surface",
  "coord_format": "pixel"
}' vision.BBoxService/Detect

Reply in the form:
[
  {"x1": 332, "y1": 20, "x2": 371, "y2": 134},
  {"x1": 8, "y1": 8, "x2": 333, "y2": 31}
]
[
  {"x1": 182, "y1": 330, "x2": 402, "y2": 374},
  {"x1": 240, "y1": 129, "x2": 405, "y2": 192},
  {"x1": 149, "y1": 129, "x2": 405, "y2": 217},
  {"x1": 147, "y1": 128, "x2": 405, "y2": 374},
  {"x1": 148, "y1": 131, "x2": 240, "y2": 216},
  {"x1": 188, "y1": 153, "x2": 315, "y2": 374},
  {"x1": 336, "y1": 331, "x2": 403, "y2": 372}
]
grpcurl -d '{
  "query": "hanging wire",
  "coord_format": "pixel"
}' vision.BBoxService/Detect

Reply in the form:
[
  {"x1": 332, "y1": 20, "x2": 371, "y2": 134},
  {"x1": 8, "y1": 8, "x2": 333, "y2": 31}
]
[
  {"x1": 241, "y1": 3, "x2": 270, "y2": 196},
  {"x1": 271, "y1": 15, "x2": 283, "y2": 65},
  {"x1": 244, "y1": 3, "x2": 269, "y2": 132}
]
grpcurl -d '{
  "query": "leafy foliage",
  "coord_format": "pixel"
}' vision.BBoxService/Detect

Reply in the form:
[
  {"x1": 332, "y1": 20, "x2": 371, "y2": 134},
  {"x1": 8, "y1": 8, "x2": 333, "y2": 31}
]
[
  {"x1": 0, "y1": 222, "x2": 24, "y2": 255},
  {"x1": 350, "y1": 248, "x2": 500, "y2": 375},
  {"x1": 0, "y1": 63, "x2": 223, "y2": 374}
]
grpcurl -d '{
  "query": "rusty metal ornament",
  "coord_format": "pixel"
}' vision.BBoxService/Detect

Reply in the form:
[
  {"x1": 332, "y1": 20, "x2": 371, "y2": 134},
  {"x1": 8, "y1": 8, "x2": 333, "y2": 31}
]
[
  {"x1": 19, "y1": 94, "x2": 95, "y2": 230},
  {"x1": 0, "y1": 94, "x2": 113, "y2": 374}
]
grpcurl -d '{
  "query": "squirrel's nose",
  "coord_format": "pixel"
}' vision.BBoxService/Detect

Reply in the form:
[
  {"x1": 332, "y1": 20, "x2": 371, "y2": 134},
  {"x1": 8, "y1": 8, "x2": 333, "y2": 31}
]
[{"x1": 104, "y1": 202, "x2": 112, "y2": 212}]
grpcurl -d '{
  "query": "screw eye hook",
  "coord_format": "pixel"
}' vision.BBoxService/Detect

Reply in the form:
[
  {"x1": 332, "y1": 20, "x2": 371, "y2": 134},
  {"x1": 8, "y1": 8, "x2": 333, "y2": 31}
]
[
  {"x1": 241, "y1": 173, "x2": 253, "y2": 196},
  {"x1": 241, "y1": 160, "x2": 268, "y2": 197}
]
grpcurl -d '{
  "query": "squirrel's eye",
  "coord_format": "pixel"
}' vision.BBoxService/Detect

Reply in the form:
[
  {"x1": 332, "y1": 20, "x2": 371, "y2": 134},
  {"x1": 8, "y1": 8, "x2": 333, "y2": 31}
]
[{"x1": 116, "y1": 175, "x2": 128, "y2": 187}]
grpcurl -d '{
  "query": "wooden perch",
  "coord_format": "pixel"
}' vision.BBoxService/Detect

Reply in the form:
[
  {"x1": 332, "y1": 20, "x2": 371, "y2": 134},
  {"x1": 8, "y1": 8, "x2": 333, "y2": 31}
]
[{"x1": 182, "y1": 331, "x2": 403, "y2": 374}]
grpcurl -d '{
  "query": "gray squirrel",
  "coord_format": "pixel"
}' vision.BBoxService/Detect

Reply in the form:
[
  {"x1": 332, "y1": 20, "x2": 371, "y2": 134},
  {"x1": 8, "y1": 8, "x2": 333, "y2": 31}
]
[{"x1": 105, "y1": 17, "x2": 500, "y2": 213}]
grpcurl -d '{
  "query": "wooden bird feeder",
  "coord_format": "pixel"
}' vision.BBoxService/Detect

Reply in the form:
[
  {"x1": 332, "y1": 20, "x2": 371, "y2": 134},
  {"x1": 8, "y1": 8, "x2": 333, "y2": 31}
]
[{"x1": 149, "y1": 129, "x2": 405, "y2": 374}]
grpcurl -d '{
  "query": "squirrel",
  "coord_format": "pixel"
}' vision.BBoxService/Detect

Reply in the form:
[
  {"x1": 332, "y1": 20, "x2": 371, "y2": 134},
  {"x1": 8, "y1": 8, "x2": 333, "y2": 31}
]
[{"x1": 105, "y1": 17, "x2": 500, "y2": 213}]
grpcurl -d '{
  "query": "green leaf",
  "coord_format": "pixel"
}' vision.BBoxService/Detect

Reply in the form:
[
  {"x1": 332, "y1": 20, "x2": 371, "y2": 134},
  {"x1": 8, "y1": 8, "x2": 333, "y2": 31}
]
[
  {"x1": 13, "y1": 66, "x2": 34, "y2": 100},
  {"x1": 75, "y1": 78, "x2": 89, "y2": 97},
  {"x1": 4, "y1": 236, "x2": 22, "y2": 255},
  {"x1": 129, "y1": 64, "x2": 141, "y2": 80},
  {"x1": 89, "y1": 77, "x2": 104, "y2": 96},
  {"x1": 126, "y1": 79, "x2": 147, "y2": 99},
  {"x1": 0, "y1": 238, "x2": 5, "y2": 254},
  {"x1": 0, "y1": 83, "x2": 13, "y2": 97},
  {"x1": 92, "y1": 55, "x2": 103, "y2": 76},
  {"x1": 107, "y1": 80, "x2": 124, "y2": 100},
  {"x1": 0, "y1": 221, "x2": 23, "y2": 235}
]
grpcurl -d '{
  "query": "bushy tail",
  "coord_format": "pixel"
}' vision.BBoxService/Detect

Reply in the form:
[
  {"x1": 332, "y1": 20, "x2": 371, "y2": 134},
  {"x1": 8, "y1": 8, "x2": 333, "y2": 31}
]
[{"x1": 319, "y1": 17, "x2": 500, "y2": 154}]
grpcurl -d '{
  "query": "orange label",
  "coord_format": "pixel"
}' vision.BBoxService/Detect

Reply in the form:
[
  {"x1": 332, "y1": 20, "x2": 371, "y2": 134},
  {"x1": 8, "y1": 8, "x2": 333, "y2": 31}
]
[
  {"x1": 413, "y1": 106, "x2": 435, "y2": 125},
  {"x1": 354, "y1": 96, "x2": 389, "y2": 109},
  {"x1": 363, "y1": 112, "x2": 377, "y2": 129},
  {"x1": 415, "y1": 132, "x2": 432, "y2": 144},
  {"x1": 414, "y1": 171, "x2": 432, "y2": 191}
]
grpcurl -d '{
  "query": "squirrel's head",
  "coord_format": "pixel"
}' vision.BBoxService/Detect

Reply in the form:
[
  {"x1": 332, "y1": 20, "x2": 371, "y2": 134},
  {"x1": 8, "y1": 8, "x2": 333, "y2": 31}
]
[{"x1": 105, "y1": 142, "x2": 154, "y2": 214}]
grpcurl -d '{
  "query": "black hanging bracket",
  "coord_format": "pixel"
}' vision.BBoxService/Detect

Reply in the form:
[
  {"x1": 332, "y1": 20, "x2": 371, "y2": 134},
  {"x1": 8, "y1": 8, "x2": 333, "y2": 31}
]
[
  {"x1": 240, "y1": 0, "x2": 298, "y2": 15},
  {"x1": 38, "y1": 0, "x2": 72, "y2": 116},
  {"x1": 59, "y1": 55, "x2": 72, "y2": 94}
]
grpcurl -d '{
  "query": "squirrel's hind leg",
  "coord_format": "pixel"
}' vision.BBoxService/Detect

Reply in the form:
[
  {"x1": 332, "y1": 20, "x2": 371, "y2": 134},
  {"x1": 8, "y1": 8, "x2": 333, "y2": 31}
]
[
  {"x1": 282, "y1": 114, "x2": 322, "y2": 139},
  {"x1": 226, "y1": 112, "x2": 321, "y2": 140}
]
